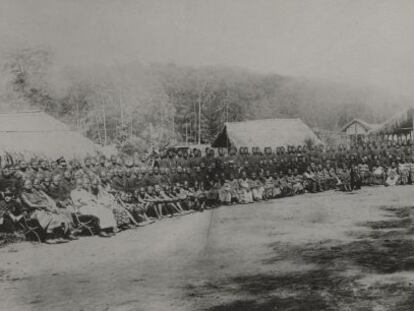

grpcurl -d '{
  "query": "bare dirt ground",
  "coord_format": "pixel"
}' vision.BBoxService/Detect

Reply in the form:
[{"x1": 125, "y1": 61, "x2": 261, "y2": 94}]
[{"x1": 1, "y1": 186, "x2": 414, "y2": 311}]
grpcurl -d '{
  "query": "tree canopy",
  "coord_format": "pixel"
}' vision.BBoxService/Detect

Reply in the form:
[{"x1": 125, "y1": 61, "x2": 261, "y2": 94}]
[{"x1": 0, "y1": 48, "x2": 409, "y2": 153}]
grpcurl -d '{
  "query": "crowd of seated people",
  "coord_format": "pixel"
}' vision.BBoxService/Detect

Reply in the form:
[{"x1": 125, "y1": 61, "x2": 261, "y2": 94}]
[{"x1": 0, "y1": 139, "x2": 413, "y2": 243}]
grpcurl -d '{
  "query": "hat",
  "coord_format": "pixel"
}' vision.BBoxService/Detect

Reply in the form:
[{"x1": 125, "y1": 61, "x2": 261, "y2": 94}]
[{"x1": 3, "y1": 188, "x2": 13, "y2": 196}]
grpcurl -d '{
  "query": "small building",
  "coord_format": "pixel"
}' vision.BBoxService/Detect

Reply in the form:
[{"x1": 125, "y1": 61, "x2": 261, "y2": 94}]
[
  {"x1": 340, "y1": 119, "x2": 381, "y2": 146},
  {"x1": 340, "y1": 119, "x2": 380, "y2": 136},
  {"x1": 211, "y1": 118, "x2": 322, "y2": 150}
]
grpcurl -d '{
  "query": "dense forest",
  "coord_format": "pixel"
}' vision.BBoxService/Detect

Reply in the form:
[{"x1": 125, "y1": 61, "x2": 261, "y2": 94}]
[{"x1": 0, "y1": 48, "x2": 409, "y2": 153}]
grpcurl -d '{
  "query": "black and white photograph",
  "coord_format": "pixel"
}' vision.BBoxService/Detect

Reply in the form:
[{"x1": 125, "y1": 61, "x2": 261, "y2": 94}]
[{"x1": 0, "y1": 1, "x2": 414, "y2": 310}]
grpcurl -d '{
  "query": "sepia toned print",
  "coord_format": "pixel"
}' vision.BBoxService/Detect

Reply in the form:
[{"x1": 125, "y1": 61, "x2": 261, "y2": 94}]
[{"x1": 0, "y1": 1, "x2": 413, "y2": 310}]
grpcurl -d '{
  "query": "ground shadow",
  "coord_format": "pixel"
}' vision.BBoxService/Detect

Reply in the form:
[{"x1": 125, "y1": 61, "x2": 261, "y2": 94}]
[
  {"x1": 207, "y1": 295, "x2": 332, "y2": 311},
  {"x1": 191, "y1": 269, "x2": 351, "y2": 311},
  {"x1": 192, "y1": 206, "x2": 414, "y2": 311}
]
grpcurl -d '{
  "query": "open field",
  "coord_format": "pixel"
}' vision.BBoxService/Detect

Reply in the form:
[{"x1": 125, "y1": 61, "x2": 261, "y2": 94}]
[{"x1": 1, "y1": 186, "x2": 414, "y2": 311}]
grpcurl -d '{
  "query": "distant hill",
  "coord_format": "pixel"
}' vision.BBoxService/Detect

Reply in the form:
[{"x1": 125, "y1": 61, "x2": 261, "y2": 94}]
[
  {"x1": 2, "y1": 48, "x2": 410, "y2": 146},
  {"x1": 153, "y1": 63, "x2": 410, "y2": 141},
  {"x1": 260, "y1": 75, "x2": 410, "y2": 129}
]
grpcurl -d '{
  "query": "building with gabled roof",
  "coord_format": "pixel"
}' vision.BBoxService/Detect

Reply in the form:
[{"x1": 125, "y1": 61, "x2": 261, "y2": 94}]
[
  {"x1": 0, "y1": 111, "x2": 100, "y2": 160},
  {"x1": 212, "y1": 118, "x2": 322, "y2": 149}
]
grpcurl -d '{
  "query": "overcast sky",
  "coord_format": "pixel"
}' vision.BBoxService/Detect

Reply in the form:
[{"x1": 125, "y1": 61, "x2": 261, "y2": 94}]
[{"x1": 1, "y1": 0, "x2": 414, "y2": 97}]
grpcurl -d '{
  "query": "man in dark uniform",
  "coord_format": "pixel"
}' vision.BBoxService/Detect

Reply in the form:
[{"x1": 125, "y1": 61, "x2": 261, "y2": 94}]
[
  {"x1": 225, "y1": 147, "x2": 239, "y2": 167},
  {"x1": 216, "y1": 148, "x2": 227, "y2": 168},
  {"x1": 95, "y1": 155, "x2": 108, "y2": 176},
  {"x1": 111, "y1": 168, "x2": 126, "y2": 191},
  {"x1": 181, "y1": 150, "x2": 191, "y2": 168},
  {"x1": 53, "y1": 157, "x2": 68, "y2": 176},
  {"x1": 61, "y1": 170, "x2": 75, "y2": 195},
  {"x1": 189, "y1": 148, "x2": 202, "y2": 169},
  {"x1": 0, "y1": 166, "x2": 21, "y2": 194},
  {"x1": 0, "y1": 188, "x2": 24, "y2": 233}
]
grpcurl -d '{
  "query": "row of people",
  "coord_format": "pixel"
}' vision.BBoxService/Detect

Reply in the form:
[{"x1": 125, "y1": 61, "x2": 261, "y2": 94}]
[
  {"x1": 1, "y1": 144, "x2": 414, "y2": 243},
  {"x1": 154, "y1": 141, "x2": 414, "y2": 170}
]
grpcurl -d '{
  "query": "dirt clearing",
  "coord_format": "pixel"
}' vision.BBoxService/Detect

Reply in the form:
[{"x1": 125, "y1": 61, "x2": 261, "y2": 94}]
[{"x1": 1, "y1": 186, "x2": 413, "y2": 310}]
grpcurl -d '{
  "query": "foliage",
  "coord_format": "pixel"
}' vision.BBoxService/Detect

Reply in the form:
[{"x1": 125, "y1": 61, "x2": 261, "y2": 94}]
[{"x1": 0, "y1": 48, "x2": 410, "y2": 151}]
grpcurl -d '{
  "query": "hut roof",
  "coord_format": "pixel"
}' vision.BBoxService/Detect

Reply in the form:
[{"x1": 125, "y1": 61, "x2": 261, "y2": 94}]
[
  {"x1": 0, "y1": 111, "x2": 100, "y2": 159},
  {"x1": 212, "y1": 118, "x2": 322, "y2": 148},
  {"x1": 340, "y1": 119, "x2": 381, "y2": 133}
]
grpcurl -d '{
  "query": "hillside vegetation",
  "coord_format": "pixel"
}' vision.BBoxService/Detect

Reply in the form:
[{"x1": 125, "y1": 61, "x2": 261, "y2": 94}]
[{"x1": 0, "y1": 48, "x2": 409, "y2": 150}]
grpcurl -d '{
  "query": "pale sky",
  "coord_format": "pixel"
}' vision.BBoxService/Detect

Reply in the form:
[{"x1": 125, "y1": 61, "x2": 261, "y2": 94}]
[{"x1": 1, "y1": 0, "x2": 414, "y2": 97}]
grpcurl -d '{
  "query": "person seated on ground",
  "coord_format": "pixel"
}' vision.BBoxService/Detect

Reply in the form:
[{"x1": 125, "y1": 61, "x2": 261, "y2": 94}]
[
  {"x1": 39, "y1": 175, "x2": 51, "y2": 193},
  {"x1": 296, "y1": 169, "x2": 307, "y2": 193},
  {"x1": 47, "y1": 175, "x2": 71, "y2": 205},
  {"x1": 0, "y1": 188, "x2": 24, "y2": 234},
  {"x1": 182, "y1": 181, "x2": 198, "y2": 210},
  {"x1": 317, "y1": 166, "x2": 328, "y2": 191},
  {"x1": 271, "y1": 172, "x2": 282, "y2": 198},
  {"x1": 314, "y1": 166, "x2": 326, "y2": 191},
  {"x1": 227, "y1": 173, "x2": 240, "y2": 204},
  {"x1": 158, "y1": 184, "x2": 186, "y2": 215},
  {"x1": 358, "y1": 157, "x2": 371, "y2": 186},
  {"x1": 371, "y1": 161, "x2": 386, "y2": 185},
  {"x1": 111, "y1": 168, "x2": 126, "y2": 192},
  {"x1": 332, "y1": 166, "x2": 342, "y2": 188},
  {"x1": 51, "y1": 174, "x2": 101, "y2": 236},
  {"x1": 408, "y1": 155, "x2": 414, "y2": 184},
  {"x1": 59, "y1": 171, "x2": 74, "y2": 197},
  {"x1": 21, "y1": 179, "x2": 74, "y2": 242},
  {"x1": 150, "y1": 184, "x2": 173, "y2": 218},
  {"x1": 203, "y1": 174, "x2": 219, "y2": 208},
  {"x1": 303, "y1": 165, "x2": 320, "y2": 193},
  {"x1": 337, "y1": 165, "x2": 352, "y2": 191},
  {"x1": 210, "y1": 173, "x2": 222, "y2": 207},
  {"x1": 398, "y1": 158, "x2": 410, "y2": 185},
  {"x1": 289, "y1": 169, "x2": 305, "y2": 195},
  {"x1": 177, "y1": 181, "x2": 196, "y2": 211},
  {"x1": 350, "y1": 165, "x2": 362, "y2": 190},
  {"x1": 326, "y1": 165, "x2": 339, "y2": 189},
  {"x1": 91, "y1": 178, "x2": 137, "y2": 230},
  {"x1": 385, "y1": 162, "x2": 400, "y2": 186},
  {"x1": 71, "y1": 178, "x2": 117, "y2": 237},
  {"x1": 123, "y1": 168, "x2": 136, "y2": 193},
  {"x1": 279, "y1": 173, "x2": 294, "y2": 196},
  {"x1": 131, "y1": 188, "x2": 155, "y2": 224},
  {"x1": 218, "y1": 176, "x2": 233, "y2": 205},
  {"x1": 249, "y1": 171, "x2": 264, "y2": 201},
  {"x1": 46, "y1": 174, "x2": 80, "y2": 237},
  {"x1": 238, "y1": 171, "x2": 253, "y2": 204},
  {"x1": 192, "y1": 181, "x2": 207, "y2": 211},
  {"x1": 111, "y1": 190, "x2": 142, "y2": 228},
  {"x1": 262, "y1": 170, "x2": 274, "y2": 200},
  {"x1": 143, "y1": 186, "x2": 163, "y2": 219}
]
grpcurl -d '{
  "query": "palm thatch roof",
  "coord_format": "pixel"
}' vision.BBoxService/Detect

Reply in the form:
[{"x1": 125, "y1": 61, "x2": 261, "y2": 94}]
[
  {"x1": 371, "y1": 108, "x2": 414, "y2": 135},
  {"x1": 0, "y1": 111, "x2": 101, "y2": 160},
  {"x1": 340, "y1": 119, "x2": 381, "y2": 133},
  {"x1": 212, "y1": 118, "x2": 322, "y2": 148}
]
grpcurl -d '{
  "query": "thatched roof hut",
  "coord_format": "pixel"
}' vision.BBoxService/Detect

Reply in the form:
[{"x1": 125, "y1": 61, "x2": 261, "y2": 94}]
[
  {"x1": 371, "y1": 108, "x2": 414, "y2": 135},
  {"x1": 212, "y1": 118, "x2": 322, "y2": 148},
  {"x1": 340, "y1": 119, "x2": 381, "y2": 135},
  {"x1": 0, "y1": 111, "x2": 101, "y2": 160}
]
